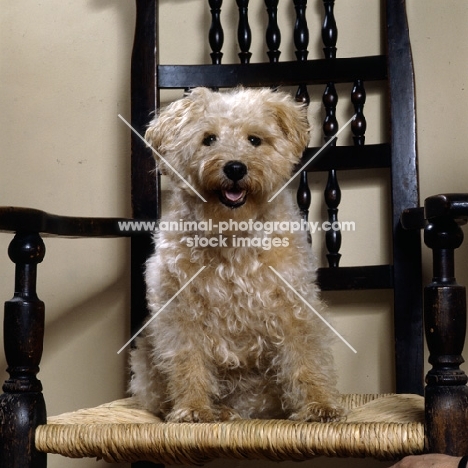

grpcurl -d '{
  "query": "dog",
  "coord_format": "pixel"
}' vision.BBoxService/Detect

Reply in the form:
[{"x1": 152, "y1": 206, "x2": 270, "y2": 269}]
[{"x1": 129, "y1": 87, "x2": 345, "y2": 423}]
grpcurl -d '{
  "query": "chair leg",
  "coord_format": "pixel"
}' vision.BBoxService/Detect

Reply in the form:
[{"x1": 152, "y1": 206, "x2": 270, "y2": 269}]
[{"x1": 424, "y1": 217, "x2": 468, "y2": 455}]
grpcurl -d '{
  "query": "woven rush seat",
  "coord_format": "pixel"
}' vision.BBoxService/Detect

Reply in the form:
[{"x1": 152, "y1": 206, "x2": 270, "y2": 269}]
[{"x1": 35, "y1": 394, "x2": 424, "y2": 464}]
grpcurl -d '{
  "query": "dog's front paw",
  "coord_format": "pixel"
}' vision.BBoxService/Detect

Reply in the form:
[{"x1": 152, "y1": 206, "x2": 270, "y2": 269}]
[
  {"x1": 166, "y1": 406, "x2": 217, "y2": 423},
  {"x1": 289, "y1": 402, "x2": 347, "y2": 423},
  {"x1": 216, "y1": 405, "x2": 242, "y2": 421},
  {"x1": 166, "y1": 405, "x2": 241, "y2": 422}
]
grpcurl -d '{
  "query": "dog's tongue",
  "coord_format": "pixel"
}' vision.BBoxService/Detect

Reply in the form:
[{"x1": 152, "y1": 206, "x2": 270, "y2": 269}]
[{"x1": 224, "y1": 190, "x2": 245, "y2": 202}]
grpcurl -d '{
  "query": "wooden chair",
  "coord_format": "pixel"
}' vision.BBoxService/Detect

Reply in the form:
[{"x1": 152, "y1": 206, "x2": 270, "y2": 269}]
[{"x1": 1, "y1": 0, "x2": 467, "y2": 466}]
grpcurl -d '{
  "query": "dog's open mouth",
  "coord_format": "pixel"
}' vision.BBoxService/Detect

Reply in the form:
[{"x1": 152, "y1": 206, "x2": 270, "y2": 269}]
[{"x1": 219, "y1": 189, "x2": 247, "y2": 208}]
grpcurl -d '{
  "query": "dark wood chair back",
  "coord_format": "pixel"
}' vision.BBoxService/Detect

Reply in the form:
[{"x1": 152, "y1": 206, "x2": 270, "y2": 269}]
[{"x1": 130, "y1": 0, "x2": 423, "y2": 395}]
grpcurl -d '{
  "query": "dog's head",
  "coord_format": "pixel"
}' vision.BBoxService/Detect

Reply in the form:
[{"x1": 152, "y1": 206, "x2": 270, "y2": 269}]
[{"x1": 145, "y1": 87, "x2": 309, "y2": 209}]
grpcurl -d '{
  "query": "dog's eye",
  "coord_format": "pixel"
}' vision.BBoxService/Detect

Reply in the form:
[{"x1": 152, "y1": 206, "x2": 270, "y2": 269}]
[
  {"x1": 248, "y1": 135, "x2": 262, "y2": 147},
  {"x1": 202, "y1": 134, "x2": 217, "y2": 146}
]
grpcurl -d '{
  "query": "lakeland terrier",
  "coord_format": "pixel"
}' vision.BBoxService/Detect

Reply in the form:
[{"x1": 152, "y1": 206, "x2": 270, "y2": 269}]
[{"x1": 129, "y1": 87, "x2": 345, "y2": 423}]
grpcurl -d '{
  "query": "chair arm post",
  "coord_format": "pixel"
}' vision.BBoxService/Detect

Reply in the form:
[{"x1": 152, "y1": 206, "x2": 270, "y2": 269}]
[
  {"x1": 424, "y1": 217, "x2": 468, "y2": 455},
  {"x1": 0, "y1": 232, "x2": 47, "y2": 468}
]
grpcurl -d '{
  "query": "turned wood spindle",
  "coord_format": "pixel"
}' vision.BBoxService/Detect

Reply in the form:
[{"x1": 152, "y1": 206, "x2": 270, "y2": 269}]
[
  {"x1": 265, "y1": 0, "x2": 281, "y2": 63},
  {"x1": 293, "y1": 0, "x2": 309, "y2": 62},
  {"x1": 323, "y1": 83, "x2": 338, "y2": 141},
  {"x1": 321, "y1": 0, "x2": 338, "y2": 140},
  {"x1": 322, "y1": 0, "x2": 337, "y2": 60},
  {"x1": 424, "y1": 218, "x2": 468, "y2": 456},
  {"x1": 324, "y1": 169, "x2": 342, "y2": 267},
  {"x1": 322, "y1": 83, "x2": 341, "y2": 267},
  {"x1": 236, "y1": 0, "x2": 252, "y2": 64},
  {"x1": 297, "y1": 171, "x2": 312, "y2": 245},
  {"x1": 209, "y1": 0, "x2": 224, "y2": 65},
  {"x1": 321, "y1": 0, "x2": 338, "y2": 128},
  {"x1": 0, "y1": 232, "x2": 47, "y2": 468},
  {"x1": 293, "y1": 0, "x2": 310, "y2": 105},
  {"x1": 321, "y1": 0, "x2": 341, "y2": 267},
  {"x1": 293, "y1": 0, "x2": 311, "y2": 242},
  {"x1": 351, "y1": 79, "x2": 367, "y2": 146}
]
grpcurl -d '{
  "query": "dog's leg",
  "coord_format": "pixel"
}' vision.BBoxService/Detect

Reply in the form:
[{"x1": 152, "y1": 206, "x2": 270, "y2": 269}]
[
  {"x1": 276, "y1": 320, "x2": 346, "y2": 422},
  {"x1": 163, "y1": 349, "x2": 221, "y2": 423}
]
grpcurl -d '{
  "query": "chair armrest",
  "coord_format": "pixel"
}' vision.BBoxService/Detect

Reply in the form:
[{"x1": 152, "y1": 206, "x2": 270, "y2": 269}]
[
  {"x1": 400, "y1": 206, "x2": 425, "y2": 230},
  {"x1": 0, "y1": 206, "x2": 142, "y2": 237},
  {"x1": 0, "y1": 205, "x2": 143, "y2": 467},
  {"x1": 424, "y1": 193, "x2": 468, "y2": 224},
  {"x1": 400, "y1": 194, "x2": 468, "y2": 230}
]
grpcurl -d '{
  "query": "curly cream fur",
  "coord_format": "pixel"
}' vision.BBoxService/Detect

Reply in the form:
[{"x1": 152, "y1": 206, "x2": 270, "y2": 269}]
[{"x1": 129, "y1": 87, "x2": 345, "y2": 423}]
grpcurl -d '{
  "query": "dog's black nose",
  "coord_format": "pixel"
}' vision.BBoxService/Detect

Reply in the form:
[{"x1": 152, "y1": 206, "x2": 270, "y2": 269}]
[{"x1": 223, "y1": 161, "x2": 247, "y2": 181}]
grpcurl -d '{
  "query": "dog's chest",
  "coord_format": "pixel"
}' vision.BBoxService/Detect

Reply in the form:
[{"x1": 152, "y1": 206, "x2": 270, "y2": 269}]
[
  {"x1": 200, "y1": 292, "x2": 286, "y2": 370},
  {"x1": 208, "y1": 321, "x2": 277, "y2": 371}
]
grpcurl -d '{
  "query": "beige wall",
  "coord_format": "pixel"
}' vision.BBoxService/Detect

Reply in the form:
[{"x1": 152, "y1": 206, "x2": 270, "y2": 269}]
[{"x1": 1, "y1": 1, "x2": 467, "y2": 467}]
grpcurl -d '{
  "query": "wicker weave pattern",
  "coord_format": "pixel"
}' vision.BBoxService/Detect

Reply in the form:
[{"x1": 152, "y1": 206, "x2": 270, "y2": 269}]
[{"x1": 35, "y1": 394, "x2": 425, "y2": 464}]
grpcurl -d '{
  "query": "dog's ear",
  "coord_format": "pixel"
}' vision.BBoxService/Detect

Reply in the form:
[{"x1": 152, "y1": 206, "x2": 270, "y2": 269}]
[
  {"x1": 266, "y1": 93, "x2": 310, "y2": 155},
  {"x1": 144, "y1": 88, "x2": 211, "y2": 175}
]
